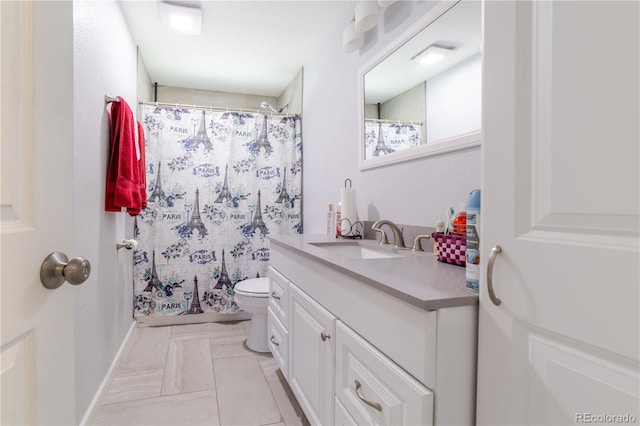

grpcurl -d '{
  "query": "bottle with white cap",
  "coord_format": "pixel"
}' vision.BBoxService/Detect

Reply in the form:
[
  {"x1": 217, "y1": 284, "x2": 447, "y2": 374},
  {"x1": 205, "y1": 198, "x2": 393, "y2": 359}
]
[
  {"x1": 326, "y1": 204, "x2": 336, "y2": 236},
  {"x1": 434, "y1": 215, "x2": 445, "y2": 258}
]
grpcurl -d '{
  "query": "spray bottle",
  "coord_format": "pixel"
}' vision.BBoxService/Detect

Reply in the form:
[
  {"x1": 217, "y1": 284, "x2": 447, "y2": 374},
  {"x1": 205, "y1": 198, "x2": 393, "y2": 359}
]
[{"x1": 465, "y1": 189, "x2": 481, "y2": 291}]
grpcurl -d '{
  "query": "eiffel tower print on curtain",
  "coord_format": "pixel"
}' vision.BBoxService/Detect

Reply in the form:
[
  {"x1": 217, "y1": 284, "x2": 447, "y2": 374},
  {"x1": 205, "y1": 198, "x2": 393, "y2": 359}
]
[
  {"x1": 214, "y1": 164, "x2": 234, "y2": 205},
  {"x1": 194, "y1": 110, "x2": 213, "y2": 151},
  {"x1": 186, "y1": 188, "x2": 207, "y2": 237},
  {"x1": 255, "y1": 115, "x2": 273, "y2": 154},
  {"x1": 214, "y1": 249, "x2": 233, "y2": 289},
  {"x1": 249, "y1": 190, "x2": 269, "y2": 235},
  {"x1": 148, "y1": 161, "x2": 167, "y2": 203},
  {"x1": 186, "y1": 275, "x2": 204, "y2": 314},
  {"x1": 275, "y1": 168, "x2": 291, "y2": 207},
  {"x1": 372, "y1": 122, "x2": 394, "y2": 157},
  {"x1": 143, "y1": 250, "x2": 164, "y2": 293}
]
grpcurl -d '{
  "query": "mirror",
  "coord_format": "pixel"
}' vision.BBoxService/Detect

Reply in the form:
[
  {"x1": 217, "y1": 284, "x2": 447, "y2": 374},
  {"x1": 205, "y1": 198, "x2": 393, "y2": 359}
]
[{"x1": 359, "y1": 1, "x2": 482, "y2": 169}]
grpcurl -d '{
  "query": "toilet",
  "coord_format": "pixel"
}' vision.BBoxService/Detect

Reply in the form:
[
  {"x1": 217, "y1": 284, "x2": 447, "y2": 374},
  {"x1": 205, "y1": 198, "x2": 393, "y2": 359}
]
[{"x1": 234, "y1": 277, "x2": 270, "y2": 353}]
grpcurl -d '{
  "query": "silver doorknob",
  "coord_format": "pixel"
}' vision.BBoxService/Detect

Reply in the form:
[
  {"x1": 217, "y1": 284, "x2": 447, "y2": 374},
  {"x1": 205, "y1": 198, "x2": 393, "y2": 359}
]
[{"x1": 40, "y1": 252, "x2": 91, "y2": 289}]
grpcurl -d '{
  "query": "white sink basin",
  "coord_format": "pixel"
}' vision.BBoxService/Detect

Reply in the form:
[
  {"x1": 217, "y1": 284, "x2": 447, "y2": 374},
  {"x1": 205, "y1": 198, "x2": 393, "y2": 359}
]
[{"x1": 308, "y1": 241, "x2": 408, "y2": 260}]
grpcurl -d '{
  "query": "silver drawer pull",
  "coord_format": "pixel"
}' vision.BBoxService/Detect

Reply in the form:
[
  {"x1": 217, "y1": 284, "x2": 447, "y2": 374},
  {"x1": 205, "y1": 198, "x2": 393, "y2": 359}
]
[
  {"x1": 270, "y1": 336, "x2": 280, "y2": 346},
  {"x1": 354, "y1": 380, "x2": 382, "y2": 412},
  {"x1": 487, "y1": 245, "x2": 503, "y2": 306},
  {"x1": 270, "y1": 291, "x2": 281, "y2": 300},
  {"x1": 320, "y1": 331, "x2": 330, "y2": 341}
]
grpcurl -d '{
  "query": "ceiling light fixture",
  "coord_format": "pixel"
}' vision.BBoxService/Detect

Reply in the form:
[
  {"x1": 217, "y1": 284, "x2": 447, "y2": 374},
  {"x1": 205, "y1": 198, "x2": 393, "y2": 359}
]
[
  {"x1": 378, "y1": 0, "x2": 397, "y2": 7},
  {"x1": 355, "y1": 1, "x2": 379, "y2": 33},
  {"x1": 343, "y1": 17, "x2": 364, "y2": 53},
  {"x1": 158, "y1": 2, "x2": 202, "y2": 35},
  {"x1": 412, "y1": 45, "x2": 455, "y2": 66}
]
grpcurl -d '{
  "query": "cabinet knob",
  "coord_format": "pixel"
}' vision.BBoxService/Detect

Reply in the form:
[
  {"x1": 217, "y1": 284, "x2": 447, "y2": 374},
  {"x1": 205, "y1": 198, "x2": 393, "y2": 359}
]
[
  {"x1": 320, "y1": 331, "x2": 330, "y2": 341},
  {"x1": 270, "y1": 291, "x2": 281, "y2": 300},
  {"x1": 354, "y1": 380, "x2": 382, "y2": 412},
  {"x1": 270, "y1": 335, "x2": 280, "y2": 346}
]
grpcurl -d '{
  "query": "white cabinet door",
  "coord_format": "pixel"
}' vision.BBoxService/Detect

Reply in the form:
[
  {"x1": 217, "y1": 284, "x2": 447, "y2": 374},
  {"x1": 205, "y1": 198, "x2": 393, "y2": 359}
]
[
  {"x1": 1, "y1": 1, "x2": 76, "y2": 424},
  {"x1": 479, "y1": 1, "x2": 639, "y2": 425},
  {"x1": 288, "y1": 283, "x2": 336, "y2": 426}
]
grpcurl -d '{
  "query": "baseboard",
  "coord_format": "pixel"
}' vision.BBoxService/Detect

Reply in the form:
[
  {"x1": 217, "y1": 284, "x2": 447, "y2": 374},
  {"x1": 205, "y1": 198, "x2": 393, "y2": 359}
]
[
  {"x1": 79, "y1": 320, "x2": 136, "y2": 426},
  {"x1": 135, "y1": 311, "x2": 251, "y2": 327}
]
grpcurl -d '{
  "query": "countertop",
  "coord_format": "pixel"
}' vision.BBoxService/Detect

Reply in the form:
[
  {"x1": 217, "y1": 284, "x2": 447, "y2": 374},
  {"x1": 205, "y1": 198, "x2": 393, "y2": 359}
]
[{"x1": 268, "y1": 234, "x2": 478, "y2": 311}]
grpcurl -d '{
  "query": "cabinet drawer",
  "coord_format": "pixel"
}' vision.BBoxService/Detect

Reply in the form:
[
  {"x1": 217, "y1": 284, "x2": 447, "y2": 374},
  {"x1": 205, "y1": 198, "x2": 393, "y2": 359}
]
[
  {"x1": 267, "y1": 307, "x2": 289, "y2": 380},
  {"x1": 335, "y1": 321, "x2": 433, "y2": 426},
  {"x1": 268, "y1": 266, "x2": 289, "y2": 325},
  {"x1": 334, "y1": 397, "x2": 358, "y2": 426}
]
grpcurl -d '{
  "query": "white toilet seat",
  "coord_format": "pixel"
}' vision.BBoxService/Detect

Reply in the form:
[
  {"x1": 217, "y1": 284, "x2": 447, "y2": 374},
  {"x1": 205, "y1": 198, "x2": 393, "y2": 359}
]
[
  {"x1": 235, "y1": 277, "x2": 269, "y2": 296},
  {"x1": 234, "y1": 289, "x2": 269, "y2": 298}
]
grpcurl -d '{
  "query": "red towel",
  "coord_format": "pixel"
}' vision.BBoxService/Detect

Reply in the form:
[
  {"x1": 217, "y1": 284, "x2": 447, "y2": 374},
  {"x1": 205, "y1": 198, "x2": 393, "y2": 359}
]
[{"x1": 105, "y1": 96, "x2": 147, "y2": 216}]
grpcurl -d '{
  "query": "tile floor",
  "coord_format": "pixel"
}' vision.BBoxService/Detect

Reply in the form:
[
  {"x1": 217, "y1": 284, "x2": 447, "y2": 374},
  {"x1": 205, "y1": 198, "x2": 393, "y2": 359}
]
[{"x1": 88, "y1": 320, "x2": 308, "y2": 426}]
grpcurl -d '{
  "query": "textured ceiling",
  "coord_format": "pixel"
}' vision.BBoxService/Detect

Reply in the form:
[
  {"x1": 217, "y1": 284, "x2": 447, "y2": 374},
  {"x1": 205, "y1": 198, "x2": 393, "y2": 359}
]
[{"x1": 120, "y1": 1, "x2": 355, "y2": 97}]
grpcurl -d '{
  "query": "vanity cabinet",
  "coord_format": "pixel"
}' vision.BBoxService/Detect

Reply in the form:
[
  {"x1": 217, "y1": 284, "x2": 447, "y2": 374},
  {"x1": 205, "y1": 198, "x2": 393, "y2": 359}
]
[{"x1": 268, "y1": 236, "x2": 477, "y2": 426}]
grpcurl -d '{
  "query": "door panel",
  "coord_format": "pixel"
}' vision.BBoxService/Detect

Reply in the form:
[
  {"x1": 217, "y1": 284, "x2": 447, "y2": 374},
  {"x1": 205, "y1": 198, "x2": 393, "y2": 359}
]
[
  {"x1": 1, "y1": 1, "x2": 76, "y2": 424},
  {"x1": 525, "y1": 327, "x2": 639, "y2": 425},
  {"x1": 1, "y1": 333, "x2": 35, "y2": 425},
  {"x1": 479, "y1": 1, "x2": 639, "y2": 424},
  {"x1": 527, "y1": 1, "x2": 639, "y2": 233}
]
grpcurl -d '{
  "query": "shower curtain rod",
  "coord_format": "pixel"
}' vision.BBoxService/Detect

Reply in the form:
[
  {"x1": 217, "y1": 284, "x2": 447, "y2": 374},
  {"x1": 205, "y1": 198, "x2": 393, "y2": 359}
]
[
  {"x1": 139, "y1": 100, "x2": 291, "y2": 116},
  {"x1": 365, "y1": 117, "x2": 424, "y2": 126}
]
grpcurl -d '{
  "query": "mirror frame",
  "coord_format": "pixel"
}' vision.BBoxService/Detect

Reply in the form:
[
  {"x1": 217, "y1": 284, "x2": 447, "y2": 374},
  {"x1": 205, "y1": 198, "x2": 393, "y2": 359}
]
[{"x1": 358, "y1": 0, "x2": 481, "y2": 170}]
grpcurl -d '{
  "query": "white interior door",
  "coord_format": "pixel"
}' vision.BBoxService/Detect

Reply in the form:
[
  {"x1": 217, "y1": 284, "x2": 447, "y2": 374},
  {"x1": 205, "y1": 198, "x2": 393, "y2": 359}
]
[
  {"x1": 478, "y1": 1, "x2": 639, "y2": 424},
  {"x1": 1, "y1": 2, "x2": 76, "y2": 424}
]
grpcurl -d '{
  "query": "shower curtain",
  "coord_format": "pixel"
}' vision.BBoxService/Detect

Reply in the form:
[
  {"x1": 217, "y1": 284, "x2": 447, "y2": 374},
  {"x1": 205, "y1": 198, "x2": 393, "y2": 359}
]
[
  {"x1": 364, "y1": 121, "x2": 422, "y2": 158},
  {"x1": 133, "y1": 105, "x2": 302, "y2": 317}
]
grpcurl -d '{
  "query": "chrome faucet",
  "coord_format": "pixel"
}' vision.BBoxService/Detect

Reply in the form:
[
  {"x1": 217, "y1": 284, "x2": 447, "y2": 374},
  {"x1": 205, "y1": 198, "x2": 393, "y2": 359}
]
[
  {"x1": 411, "y1": 234, "x2": 432, "y2": 252},
  {"x1": 371, "y1": 220, "x2": 406, "y2": 248}
]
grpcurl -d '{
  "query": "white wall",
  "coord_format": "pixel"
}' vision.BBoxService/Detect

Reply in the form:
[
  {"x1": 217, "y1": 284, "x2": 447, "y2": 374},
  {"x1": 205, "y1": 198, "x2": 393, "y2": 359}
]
[
  {"x1": 426, "y1": 54, "x2": 482, "y2": 143},
  {"x1": 380, "y1": 82, "x2": 426, "y2": 125},
  {"x1": 137, "y1": 48, "x2": 154, "y2": 114},
  {"x1": 155, "y1": 69, "x2": 302, "y2": 115},
  {"x1": 73, "y1": 1, "x2": 138, "y2": 420},
  {"x1": 302, "y1": 1, "x2": 481, "y2": 232},
  {"x1": 278, "y1": 68, "x2": 303, "y2": 115},
  {"x1": 156, "y1": 86, "x2": 278, "y2": 111}
]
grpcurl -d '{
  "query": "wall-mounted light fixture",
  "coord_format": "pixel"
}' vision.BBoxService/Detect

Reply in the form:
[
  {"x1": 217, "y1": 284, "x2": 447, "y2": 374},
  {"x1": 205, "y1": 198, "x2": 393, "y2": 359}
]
[
  {"x1": 355, "y1": 1, "x2": 379, "y2": 33},
  {"x1": 158, "y1": 2, "x2": 202, "y2": 35},
  {"x1": 412, "y1": 44, "x2": 456, "y2": 66},
  {"x1": 343, "y1": 17, "x2": 364, "y2": 53}
]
